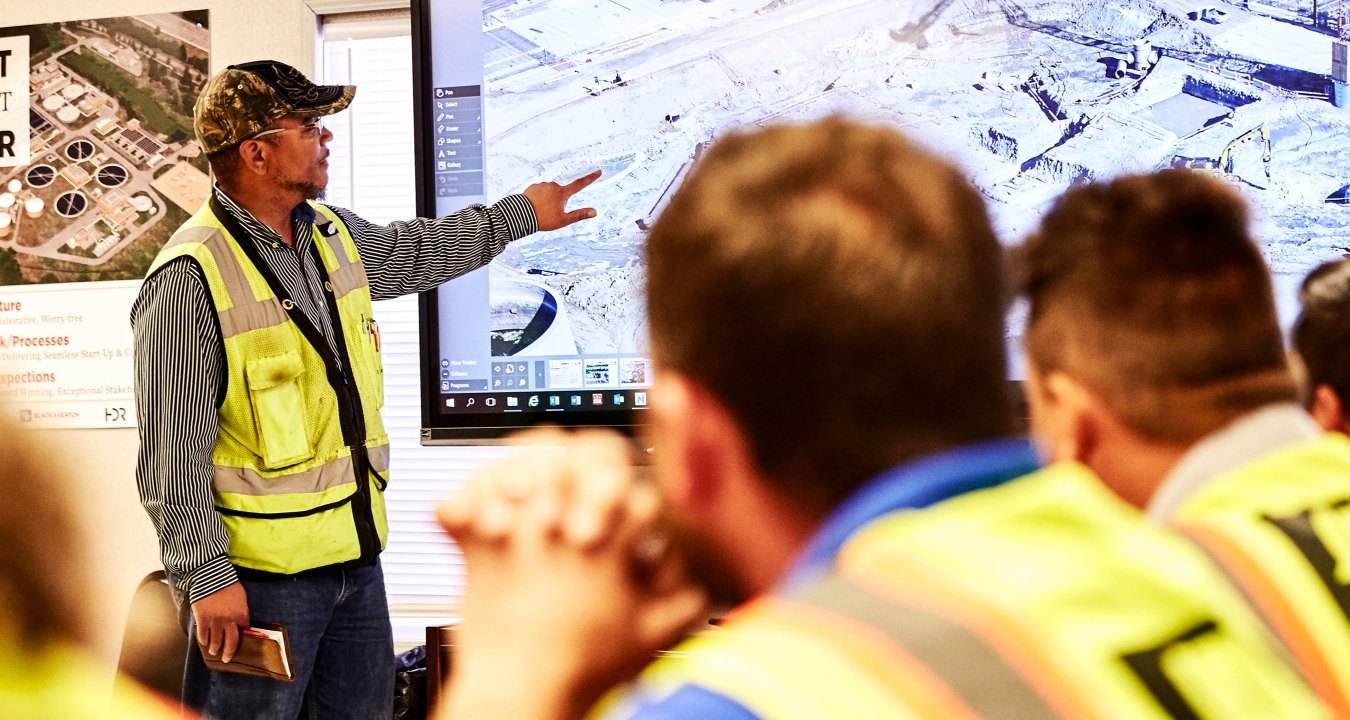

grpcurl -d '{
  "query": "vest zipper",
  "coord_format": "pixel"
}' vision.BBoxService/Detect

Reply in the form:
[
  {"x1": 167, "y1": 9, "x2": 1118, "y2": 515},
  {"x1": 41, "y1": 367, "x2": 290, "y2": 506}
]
[{"x1": 311, "y1": 238, "x2": 379, "y2": 566}]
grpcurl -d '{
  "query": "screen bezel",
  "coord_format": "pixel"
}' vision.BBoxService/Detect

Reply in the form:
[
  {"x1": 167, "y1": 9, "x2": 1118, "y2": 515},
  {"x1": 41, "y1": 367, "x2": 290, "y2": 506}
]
[{"x1": 412, "y1": 0, "x2": 645, "y2": 444}]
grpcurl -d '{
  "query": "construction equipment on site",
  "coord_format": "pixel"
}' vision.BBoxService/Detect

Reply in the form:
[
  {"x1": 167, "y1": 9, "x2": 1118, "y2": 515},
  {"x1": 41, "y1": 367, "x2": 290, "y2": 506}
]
[
  {"x1": 1218, "y1": 123, "x2": 1272, "y2": 179},
  {"x1": 1023, "y1": 70, "x2": 1068, "y2": 120},
  {"x1": 1179, "y1": 124, "x2": 1272, "y2": 185}
]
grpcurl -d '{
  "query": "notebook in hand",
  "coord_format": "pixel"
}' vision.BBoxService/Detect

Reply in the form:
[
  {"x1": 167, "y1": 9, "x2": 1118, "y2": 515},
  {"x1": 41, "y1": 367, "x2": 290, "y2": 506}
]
[{"x1": 199, "y1": 622, "x2": 294, "y2": 682}]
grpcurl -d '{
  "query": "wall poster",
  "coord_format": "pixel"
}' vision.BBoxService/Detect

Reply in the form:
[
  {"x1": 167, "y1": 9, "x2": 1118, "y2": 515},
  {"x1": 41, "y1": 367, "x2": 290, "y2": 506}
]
[{"x1": 0, "y1": 12, "x2": 209, "y2": 428}]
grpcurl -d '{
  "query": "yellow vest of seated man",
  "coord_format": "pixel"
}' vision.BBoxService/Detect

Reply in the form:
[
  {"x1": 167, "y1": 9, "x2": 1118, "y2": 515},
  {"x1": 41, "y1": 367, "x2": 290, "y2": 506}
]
[
  {"x1": 146, "y1": 201, "x2": 389, "y2": 574},
  {"x1": 1173, "y1": 432, "x2": 1350, "y2": 716},
  {"x1": 623, "y1": 463, "x2": 1325, "y2": 719},
  {"x1": 0, "y1": 644, "x2": 184, "y2": 719}
]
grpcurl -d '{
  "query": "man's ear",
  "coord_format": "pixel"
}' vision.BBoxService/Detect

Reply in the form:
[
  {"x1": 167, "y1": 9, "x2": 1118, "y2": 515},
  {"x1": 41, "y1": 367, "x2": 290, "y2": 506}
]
[
  {"x1": 1026, "y1": 364, "x2": 1100, "y2": 465},
  {"x1": 236, "y1": 140, "x2": 271, "y2": 177},
  {"x1": 1310, "y1": 384, "x2": 1347, "y2": 434},
  {"x1": 1043, "y1": 371, "x2": 1102, "y2": 465},
  {"x1": 650, "y1": 372, "x2": 690, "y2": 506},
  {"x1": 649, "y1": 372, "x2": 751, "y2": 510}
]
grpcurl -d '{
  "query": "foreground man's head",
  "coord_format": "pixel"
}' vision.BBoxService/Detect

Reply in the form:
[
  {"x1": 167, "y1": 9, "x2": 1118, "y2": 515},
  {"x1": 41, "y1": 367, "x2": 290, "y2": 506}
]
[{"x1": 643, "y1": 117, "x2": 1014, "y2": 602}]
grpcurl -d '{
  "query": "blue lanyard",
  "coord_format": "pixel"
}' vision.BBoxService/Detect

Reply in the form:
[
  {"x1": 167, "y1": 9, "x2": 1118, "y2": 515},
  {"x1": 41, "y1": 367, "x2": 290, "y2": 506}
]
[{"x1": 782, "y1": 438, "x2": 1040, "y2": 588}]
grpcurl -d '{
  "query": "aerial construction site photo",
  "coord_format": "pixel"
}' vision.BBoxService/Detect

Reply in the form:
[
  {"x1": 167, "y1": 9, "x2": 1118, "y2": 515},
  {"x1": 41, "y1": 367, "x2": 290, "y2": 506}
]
[{"x1": 477, "y1": 0, "x2": 1350, "y2": 356}]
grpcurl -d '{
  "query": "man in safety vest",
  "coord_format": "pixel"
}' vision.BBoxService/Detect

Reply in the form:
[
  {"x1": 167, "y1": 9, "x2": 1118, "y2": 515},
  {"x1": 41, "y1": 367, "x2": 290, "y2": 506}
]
[
  {"x1": 131, "y1": 60, "x2": 598, "y2": 718},
  {"x1": 431, "y1": 120, "x2": 1326, "y2": 719},
  {"x1": 1293, "y1": 258, "x2": 1350, "y2": 435},
  {"x1": 1018, "y1": 169, "x2": 1350, "y2": 713}
]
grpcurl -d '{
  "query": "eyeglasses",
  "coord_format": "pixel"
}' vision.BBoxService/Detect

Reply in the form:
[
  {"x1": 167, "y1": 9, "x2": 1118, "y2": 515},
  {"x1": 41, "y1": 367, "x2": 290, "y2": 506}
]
[{"x1": 251, "y1": 119, "x2": 325, "y2": 141}]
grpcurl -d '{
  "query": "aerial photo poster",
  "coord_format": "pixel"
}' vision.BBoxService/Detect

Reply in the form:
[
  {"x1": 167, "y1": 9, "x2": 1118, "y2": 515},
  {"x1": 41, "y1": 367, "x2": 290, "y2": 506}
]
[{"x1": 0, "y1": 12, "x2": 209, "y2": 428}]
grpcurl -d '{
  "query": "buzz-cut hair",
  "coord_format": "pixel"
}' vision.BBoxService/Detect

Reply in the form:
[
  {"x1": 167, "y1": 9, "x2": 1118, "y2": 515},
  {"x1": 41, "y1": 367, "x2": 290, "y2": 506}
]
[
  {"x1": 1019, "y1": 169, "x2": 1296, "y2": 445},
  {"x1": 1293, "y1": 258, "x2": 1350, "y2": 407}
]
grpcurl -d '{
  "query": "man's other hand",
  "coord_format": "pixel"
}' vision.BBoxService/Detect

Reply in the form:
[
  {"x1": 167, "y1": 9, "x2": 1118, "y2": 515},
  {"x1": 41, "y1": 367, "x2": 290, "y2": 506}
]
[
  {"x1": 192, "y1": 581, "x2": 250, "y2": 663},
  {"x1": 523, "y1": 170, "x2": 602, "y2": 232}
]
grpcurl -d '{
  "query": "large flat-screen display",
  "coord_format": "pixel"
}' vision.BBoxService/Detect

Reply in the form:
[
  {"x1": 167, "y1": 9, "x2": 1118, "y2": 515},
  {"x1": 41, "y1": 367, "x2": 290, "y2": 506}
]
[{"x1": 417, "y1": 0, "x2": 1350, "y2": 442}]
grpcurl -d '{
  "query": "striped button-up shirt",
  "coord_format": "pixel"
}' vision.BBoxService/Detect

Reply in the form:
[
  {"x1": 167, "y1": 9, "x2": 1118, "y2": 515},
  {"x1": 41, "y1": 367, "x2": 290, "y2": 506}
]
[{"x1": 132, "y1": 185, "x2": 535, "y2": 603}]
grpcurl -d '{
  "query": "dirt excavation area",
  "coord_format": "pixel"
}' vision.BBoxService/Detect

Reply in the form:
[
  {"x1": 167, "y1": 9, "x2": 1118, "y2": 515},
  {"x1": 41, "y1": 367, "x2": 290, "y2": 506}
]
[{"x1": 480, "y1": 0, "x2": 1350, "y2": 352}]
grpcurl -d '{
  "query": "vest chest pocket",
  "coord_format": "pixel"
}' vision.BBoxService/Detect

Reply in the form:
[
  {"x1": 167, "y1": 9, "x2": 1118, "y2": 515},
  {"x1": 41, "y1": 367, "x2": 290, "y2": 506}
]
[{"x1": 245, "y1": 351, "x2": 315, "y2": 469}]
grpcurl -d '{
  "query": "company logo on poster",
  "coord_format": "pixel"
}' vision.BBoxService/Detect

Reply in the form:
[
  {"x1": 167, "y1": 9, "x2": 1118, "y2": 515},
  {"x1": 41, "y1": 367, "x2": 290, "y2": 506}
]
[{"x1": 0, "y1": 35, "x2": 30, "y2": 168}]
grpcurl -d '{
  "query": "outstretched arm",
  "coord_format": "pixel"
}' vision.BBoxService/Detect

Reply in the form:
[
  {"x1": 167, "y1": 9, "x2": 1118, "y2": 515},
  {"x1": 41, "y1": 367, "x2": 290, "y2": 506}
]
[{"x1": 335, "y1": 169, "x2": 601, "y2": 300}]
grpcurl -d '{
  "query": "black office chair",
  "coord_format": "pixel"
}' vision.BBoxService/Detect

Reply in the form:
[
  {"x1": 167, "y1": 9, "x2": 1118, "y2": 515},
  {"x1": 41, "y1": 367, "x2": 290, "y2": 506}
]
[{"x1": 114, "y1": 570, "x2": 187, "y2": 701}]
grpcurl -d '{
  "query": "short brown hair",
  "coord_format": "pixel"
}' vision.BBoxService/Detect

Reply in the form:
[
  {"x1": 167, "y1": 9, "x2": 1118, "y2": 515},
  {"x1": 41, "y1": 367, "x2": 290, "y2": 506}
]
[
  {"x1": 1019, "y1": 169, "x2": 1295, "y2": 445},
  {"x1": 1293, "y1": 258, "x2": 1350, "y2": 405},
  {"x1": 646, "y1": 118, "x2": 1014, "y2": 513},
  {"x1": 207, "y1": 144, "x2": 247, "y2": 189}
]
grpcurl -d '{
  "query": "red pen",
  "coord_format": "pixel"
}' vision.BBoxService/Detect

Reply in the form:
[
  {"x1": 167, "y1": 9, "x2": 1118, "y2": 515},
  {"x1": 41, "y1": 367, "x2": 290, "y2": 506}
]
[{"x1": 241, "y1": 628, "x2": 269, "y2": 639}]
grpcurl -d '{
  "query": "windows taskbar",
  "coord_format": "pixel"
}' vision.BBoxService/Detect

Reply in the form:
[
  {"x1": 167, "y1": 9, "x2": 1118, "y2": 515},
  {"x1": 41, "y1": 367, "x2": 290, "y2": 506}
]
[{"x1": 439, "y1": 388, "x2": 650, "y2": 414}]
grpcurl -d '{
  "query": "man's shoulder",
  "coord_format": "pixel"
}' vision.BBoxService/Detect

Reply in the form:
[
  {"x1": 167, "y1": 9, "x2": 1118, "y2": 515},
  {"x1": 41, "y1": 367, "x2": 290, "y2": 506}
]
[
  {"x1": 852, "y1": 459, "x2": 1103, "y2": 543},
  {"x1": 310, "y1": 203, "x2": 378, "y2": 246},
  {"x1": 132, "y1": 255, "x2": 210, "y2": 325},
  {"x1": 839, "y1": 460, "x2": 1224, "y2": 613},
  {"x1": 610, "y1": 683, "x2": 759, "y2": 720},
  {"x1": 311, "y1": 202, "x2": 364, "y2": 227},
  {"x1": 140, "y1": 253, "x2": 207, "y2": 289},
  {"x1": 1182, "y1": 430, "x2": 1350, "y2": 515}
]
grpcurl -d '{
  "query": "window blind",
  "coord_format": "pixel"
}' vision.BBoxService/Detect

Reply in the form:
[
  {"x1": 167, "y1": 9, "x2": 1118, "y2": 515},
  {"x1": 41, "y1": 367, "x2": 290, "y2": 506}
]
[{"x1": 319, "y1": 21, "x2": 514, "y2": 645}]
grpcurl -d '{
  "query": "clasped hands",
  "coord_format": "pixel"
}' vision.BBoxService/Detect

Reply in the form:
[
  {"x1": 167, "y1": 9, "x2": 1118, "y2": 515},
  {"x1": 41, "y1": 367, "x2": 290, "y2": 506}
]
[{"x1": 437, "y1": 428, "x2": 707, "y2": 720}]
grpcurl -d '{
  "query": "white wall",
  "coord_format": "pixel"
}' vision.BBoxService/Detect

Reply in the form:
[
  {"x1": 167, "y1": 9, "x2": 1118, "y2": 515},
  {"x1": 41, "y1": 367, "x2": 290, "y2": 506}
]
[{"x1": 5, "y1": 0, "x2": 319, "y2": 678}]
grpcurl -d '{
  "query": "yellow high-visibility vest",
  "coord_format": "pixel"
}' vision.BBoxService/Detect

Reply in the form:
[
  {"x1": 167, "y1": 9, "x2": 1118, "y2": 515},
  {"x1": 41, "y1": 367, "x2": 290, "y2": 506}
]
[
  {"x1": 147, "y1": 200, "x2": 389, "y2": 574},
  {"x1": 0, "y1": 644, "x2": 183, "y2": 719},
  {"x1": 1174, "y1": 432, "x2": 1350, "y2": 715},
  {"x1": 627, "y1": 463, "x2": 1325, "y2": 719}
]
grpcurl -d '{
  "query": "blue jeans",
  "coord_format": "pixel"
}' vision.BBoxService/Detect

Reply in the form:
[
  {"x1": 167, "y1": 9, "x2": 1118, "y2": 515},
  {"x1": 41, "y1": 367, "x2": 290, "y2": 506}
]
[{"x1": 176, "y1": 560, "x2": 394, "y2": 720}]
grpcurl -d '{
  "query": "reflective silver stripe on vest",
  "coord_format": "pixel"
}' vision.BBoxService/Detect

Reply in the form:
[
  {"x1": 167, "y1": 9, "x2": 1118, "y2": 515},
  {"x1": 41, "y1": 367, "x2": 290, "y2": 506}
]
[
  {"x1": 173, "y1": 226, "x2": 290, "y2": 338},
  {"x1": 787, "y1": 570, "x2": 1059, "y2": 719},
  {"x1": 158, "y1": 224, "x2": 218, "y2": 256},
  {"x1": 314, "y1": 208, "x2": 368, "y2": 299},
  {"x1": 368, "y1": 443, "x2": 390, "y2": 473},
  {"x1": 213, "y1": 442, "x2": 391, "y2": 496}
]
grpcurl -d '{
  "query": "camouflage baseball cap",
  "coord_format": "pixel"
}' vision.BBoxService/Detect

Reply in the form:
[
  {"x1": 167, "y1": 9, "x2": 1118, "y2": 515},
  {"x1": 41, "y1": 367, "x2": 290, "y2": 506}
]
[{"x1": 194, "y1": 60, "x2": 355, "y2": 154}]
